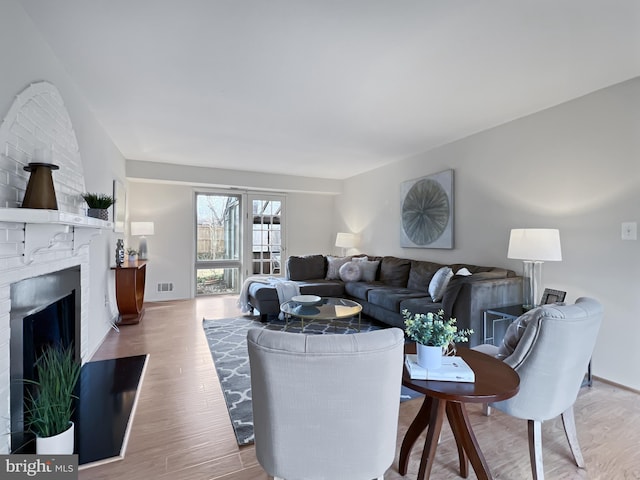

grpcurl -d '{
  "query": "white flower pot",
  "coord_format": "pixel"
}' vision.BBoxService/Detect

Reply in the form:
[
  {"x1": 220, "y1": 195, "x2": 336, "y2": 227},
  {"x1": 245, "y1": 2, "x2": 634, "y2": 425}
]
[
  {"x1": 36, "y1": 421, "x2": 74, "y2": 455},
  {"x1": 416, "y1": 344, "x2": 443, "y2": 370}
]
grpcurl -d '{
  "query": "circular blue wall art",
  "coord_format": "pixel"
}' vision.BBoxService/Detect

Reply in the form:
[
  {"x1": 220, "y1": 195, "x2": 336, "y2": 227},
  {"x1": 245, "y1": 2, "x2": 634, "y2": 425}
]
[{"x1": 402, "y1": 178, "x2": 450, "y2": 245}]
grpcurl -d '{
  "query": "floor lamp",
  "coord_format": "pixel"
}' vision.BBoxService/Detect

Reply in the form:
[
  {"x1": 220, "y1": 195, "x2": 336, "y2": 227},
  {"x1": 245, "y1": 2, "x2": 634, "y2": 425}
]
[
  {"x1": 131, "y1": 221, "x2": 155, "y2": 260},
  {"x1": 507, "y1": 228, "x2": 562, "y2": 309}
]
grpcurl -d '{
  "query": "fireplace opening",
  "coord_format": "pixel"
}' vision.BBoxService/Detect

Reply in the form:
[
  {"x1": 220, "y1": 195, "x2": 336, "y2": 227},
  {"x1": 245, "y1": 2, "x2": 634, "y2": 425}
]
[
  {"x1": 22, "y1": 293, "x2": 75, "y2": 383},
  {"x1": 9, "y1": 267, "x2": 80, "y2": 453}
]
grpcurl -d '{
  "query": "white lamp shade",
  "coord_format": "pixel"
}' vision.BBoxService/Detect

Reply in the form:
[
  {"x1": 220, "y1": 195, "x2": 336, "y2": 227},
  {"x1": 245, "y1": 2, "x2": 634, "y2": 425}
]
[
  {"x1": 335, "y1": 232, "x2": 357, "y2": 249},
  {"x1": 131, "y1": 221, "x2": 155, "y2": 236},
  {"x1": 507, "y1": 228, "x2": 562, "y2": 261}
]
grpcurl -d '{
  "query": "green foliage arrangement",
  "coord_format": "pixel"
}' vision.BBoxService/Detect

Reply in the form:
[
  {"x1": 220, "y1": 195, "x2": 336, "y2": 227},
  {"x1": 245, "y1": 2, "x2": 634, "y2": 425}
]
[
  {"x1": 126, "y1": 248, "x2": 138, "y2": 256},
  {"x1": 403, "y1": 309, "x2": 473, "y2": 347},
  {"x1": 81, "y1": 192, "x2": 114, "y2": 209},
  {"x1": 25, "y1": 345, "x2": 81, "y2": 438}
]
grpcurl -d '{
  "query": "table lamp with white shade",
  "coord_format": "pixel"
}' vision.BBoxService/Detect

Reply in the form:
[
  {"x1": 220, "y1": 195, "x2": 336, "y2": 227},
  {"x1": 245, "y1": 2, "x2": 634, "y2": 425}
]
[
  {"x1": 335, "y1": 232, "x2": 357, "y2": 256},
  {"x1": 507, "y1": 228, "x2": 562, "y2": 309},
  {"x1": 131, "y1": 221, "x2": 155, "y2": 260}
]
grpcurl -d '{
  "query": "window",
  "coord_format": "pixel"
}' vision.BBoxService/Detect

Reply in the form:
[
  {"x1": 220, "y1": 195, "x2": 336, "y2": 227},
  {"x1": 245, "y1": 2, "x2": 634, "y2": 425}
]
[{"x1": 195, "y1": 193, "x2": 241, "y2": 295}]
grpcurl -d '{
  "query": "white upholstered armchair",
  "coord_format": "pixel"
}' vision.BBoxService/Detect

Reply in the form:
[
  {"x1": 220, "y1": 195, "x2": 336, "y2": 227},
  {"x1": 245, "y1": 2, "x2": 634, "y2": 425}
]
[
  {"x1": 474, "y1": 297, "x2": 603, "y2": 480},
  {"x1": 247, "y1": 327, "x2": 405, "y2": 480}
]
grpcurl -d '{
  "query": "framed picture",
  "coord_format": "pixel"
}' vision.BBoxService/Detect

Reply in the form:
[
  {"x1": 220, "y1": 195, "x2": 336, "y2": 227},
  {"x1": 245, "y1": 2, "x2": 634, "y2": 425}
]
[
  {"x1": 112, "y1": 179, "x2": 126, "y2": 233},
  {"x1": 400, "y1": 169, "x2": 454, "y2": 249},
  {"x1": 541, "y1": 288, "x2": 566, "y2": 305}
]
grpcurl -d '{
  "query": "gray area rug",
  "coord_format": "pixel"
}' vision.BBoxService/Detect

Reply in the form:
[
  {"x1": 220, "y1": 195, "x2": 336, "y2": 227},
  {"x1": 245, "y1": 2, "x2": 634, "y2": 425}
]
[{"x1": 202, "y1": 315, "x2": 421, "y2": 446}]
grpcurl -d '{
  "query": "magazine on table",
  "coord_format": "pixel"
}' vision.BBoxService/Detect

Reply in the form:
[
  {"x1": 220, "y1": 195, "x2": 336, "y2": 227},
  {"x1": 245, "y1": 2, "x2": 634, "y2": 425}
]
[{"x1": 405, "y1": 354, "x2": 475, "y2": 382}]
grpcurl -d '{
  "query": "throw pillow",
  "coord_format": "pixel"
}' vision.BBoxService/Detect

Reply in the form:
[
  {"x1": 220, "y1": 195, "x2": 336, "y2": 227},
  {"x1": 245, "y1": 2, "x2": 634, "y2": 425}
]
[
  {"x1": 325, "y1": 256, "x2": 351, "y2": 280},
  {"x1": 456, "y1": 267, "x2": 472, "y2": 276},
  {"x1": 351, "y1": 256, "x2": 369, "y2": 262},
  {"x1": 428, "y1": 266, "x2": 453, "y2": 302},
  {"x1": 380, "y1": 257, "x2": 412, "y2": 287},
  {"x1": 497, "y1": 308, "x2": 541, "y2": 359},
  {"x1": 286, "y1": 254, "x2": 326, "y2": 280},
  {"x1": 359, "y1": 260, "x2": 380, "y2": 282},
  {"x1": 441, "y1": 274, "x2": 469, "y2": 317},
  {"x1": 339, "y1": 261, "x2": 362, "y2": 282}
]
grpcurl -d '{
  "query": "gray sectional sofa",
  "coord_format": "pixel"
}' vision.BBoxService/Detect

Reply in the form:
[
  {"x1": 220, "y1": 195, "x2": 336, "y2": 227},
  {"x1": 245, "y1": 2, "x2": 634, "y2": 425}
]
[{"x1": 246, "y1": 254, "x2": 522, "y2": 347}]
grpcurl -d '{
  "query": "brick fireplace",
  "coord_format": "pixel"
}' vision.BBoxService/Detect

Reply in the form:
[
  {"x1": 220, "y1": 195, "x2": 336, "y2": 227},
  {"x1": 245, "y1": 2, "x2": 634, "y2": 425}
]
[
  {"x1": 1, "y1": 245, "x2": 90, "y2": 453},
  {"x1": 0, "y1": 81, "x2": 111, "y2": 453}
]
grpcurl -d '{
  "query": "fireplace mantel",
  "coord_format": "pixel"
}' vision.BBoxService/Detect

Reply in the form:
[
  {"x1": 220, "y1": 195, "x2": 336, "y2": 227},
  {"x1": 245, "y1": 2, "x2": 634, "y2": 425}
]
[
  {"x1": 0, "y1": 208, "x2": 112, "y2": 227},
  {"x1": 0, "y1": 208, "x2": 112, "y2": 263}
]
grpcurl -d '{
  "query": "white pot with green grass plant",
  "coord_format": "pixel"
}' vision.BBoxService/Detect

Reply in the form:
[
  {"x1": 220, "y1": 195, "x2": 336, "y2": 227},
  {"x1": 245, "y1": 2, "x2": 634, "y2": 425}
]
[
  {"x1": 126, "y1": 248, "x2": 138, "y2": 263},
  {"x1": 25, "y1": 345, "x2": 81, "y2": 455},
  {"x1": 403, "y1": 309, "x2": 473, "y2": 370}
]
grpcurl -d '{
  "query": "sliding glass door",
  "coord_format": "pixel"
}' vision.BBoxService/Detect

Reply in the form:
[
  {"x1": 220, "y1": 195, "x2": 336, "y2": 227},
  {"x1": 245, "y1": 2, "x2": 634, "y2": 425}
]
[
  {"x1": 195, "y1": 191, "x2": 286, "y2": 296},
  {"x1": 247, "y1": 194, "x2": 285, "y2": 276}
]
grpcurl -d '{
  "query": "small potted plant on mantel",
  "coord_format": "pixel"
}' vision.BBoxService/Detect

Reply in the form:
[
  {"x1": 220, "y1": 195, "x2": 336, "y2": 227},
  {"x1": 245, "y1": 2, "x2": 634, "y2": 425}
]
[
  {"x1": 81, "y1": 192, "x2": 114, "y2": 221},
  {"x1": 24, "y1": 344, "x2": 81, "y2": 454},
  {"x1": 403, "y1": 309, "x2": 473, "y2": 370}
]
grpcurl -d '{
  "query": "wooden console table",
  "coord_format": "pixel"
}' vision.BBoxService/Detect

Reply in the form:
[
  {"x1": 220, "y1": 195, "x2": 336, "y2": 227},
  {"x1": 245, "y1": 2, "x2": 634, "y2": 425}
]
[{"x1": 111, "y1": 261, "x2": 147, "y2": 325}]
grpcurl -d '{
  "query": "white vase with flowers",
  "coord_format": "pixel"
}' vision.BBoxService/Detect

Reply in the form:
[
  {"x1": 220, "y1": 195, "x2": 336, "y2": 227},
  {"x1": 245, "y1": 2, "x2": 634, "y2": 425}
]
[{"x1": 403, "y1": 309, "x2": 473, "y2": 370}]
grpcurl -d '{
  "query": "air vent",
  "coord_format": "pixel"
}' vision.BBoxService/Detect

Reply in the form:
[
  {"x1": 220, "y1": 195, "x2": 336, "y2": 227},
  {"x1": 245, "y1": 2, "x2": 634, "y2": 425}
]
[{"x1": 157, "y1": 282, "x2": 174, "y2": 292}]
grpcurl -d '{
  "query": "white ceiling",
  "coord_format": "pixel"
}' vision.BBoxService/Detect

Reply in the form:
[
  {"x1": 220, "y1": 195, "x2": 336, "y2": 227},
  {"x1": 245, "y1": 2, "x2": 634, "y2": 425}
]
[{"x1": 19, "y1": 0, "x2": 640, "y2": 180}]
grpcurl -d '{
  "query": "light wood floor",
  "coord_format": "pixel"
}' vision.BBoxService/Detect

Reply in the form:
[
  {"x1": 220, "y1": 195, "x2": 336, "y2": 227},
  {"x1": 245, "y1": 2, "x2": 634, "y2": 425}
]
[{"x1": 80, "y1": 296, "x2": 640, "y2": 480}]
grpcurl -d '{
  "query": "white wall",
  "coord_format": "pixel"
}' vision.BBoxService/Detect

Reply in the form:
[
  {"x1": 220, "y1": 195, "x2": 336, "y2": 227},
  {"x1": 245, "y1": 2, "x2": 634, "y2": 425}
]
[
  {"x1": 1, "y1": 1, "x2": 127, "y2": 357},
  {"x1": 126, "y1": 179, "x2": 336, "y2": 302},
  {"x1": 286, "y1": 193, "x2": 336, "y2": 257},
  {"x1": 126, "y1": 182, "x2": 194, "y2": 301},
  {"x1": 338, "y1": 78, "x2": 640, "y2": 390}
]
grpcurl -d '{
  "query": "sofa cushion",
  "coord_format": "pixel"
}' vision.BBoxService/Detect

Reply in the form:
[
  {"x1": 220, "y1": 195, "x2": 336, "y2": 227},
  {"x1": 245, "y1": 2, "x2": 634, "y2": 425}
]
[
  {"x1": 429, "y1": 266, "x2": 453, "y2": 302},
  {"x1": 298, "y1": 280, "x2": 345, "y2": 297},
  {"x1": 339, "y1": 261, "x2": 361, "y2": 282},
  {"x1": 379, "y1": 256, "x2": 411, "y2": 287},
  {"x1": 359, "y1": 260, "x2": 380, "y2": 282},
  {"x1": 399, "y1": 297, "x2": 442, "y2": 316},
  {"x1": 407, "y1": 260, "x2": 444, "y2": 291},
  {"x1": 450, "y1": 264, "x2": 515, "y2": 277},
  {"x1": 368, "y1": 287, "x2": 430, "y2": 312},
  {"x1": 344, "y1": 281, "x2": 380, "y2": 301},
  {"x1": 286, "y1": 254, "x2": 326, "y2": 281},
  {"x1": 326, "y1": 256, "x2": 351, "y2": 280}
]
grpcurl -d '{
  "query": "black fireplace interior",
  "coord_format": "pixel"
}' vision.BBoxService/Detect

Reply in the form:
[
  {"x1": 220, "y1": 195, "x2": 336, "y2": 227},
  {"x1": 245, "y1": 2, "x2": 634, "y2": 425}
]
[{"x1": 22, "y1": 293, "x2": 75, "y2": 384}]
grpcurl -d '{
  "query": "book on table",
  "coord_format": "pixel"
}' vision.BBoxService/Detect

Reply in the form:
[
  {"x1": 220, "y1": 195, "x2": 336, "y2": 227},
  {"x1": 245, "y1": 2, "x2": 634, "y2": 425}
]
[{"x1": 404, "y1": 354, "x2": 475, "y2": 382}]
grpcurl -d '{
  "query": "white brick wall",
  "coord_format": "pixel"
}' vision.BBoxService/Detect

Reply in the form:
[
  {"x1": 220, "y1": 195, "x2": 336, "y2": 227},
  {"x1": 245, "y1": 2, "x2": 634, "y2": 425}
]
[
  {"x1": 0, "y1": 82, "x2": 92, "y2": 453},
  {"x1": 0, "y1": 81, "x2": 86, "y2": 211}
]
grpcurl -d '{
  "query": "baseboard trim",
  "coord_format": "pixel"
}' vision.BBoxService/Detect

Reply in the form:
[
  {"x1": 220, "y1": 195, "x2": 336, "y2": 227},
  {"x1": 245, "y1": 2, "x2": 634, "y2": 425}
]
[{"x1": 592, "y1": 375, "x2": 640, "y2": 395}]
